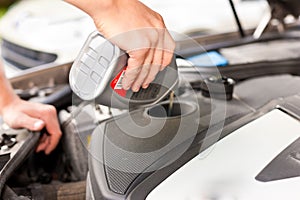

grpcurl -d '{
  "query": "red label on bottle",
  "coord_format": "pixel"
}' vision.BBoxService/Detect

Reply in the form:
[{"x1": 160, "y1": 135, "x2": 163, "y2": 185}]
[{"x1": 110, "y1": 66, "x2": 127, "y2": 97}]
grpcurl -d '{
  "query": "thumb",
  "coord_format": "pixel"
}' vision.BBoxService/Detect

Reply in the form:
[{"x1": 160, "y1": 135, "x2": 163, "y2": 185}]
[{"x1": 12, "y1": 113, "x2": 45, "y2": 131}]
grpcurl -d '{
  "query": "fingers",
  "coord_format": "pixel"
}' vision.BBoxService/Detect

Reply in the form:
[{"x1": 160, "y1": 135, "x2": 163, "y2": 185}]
[
  {"x1": 35, "y1": 105, "x2": 62, "y2": 155},
  {"x1": 2, "y1": 99, "x2": 62, "y2": 155},
  {"x1": 122, "y1": 49, "x2": 146, "y2": 90},
  {"x1": 141, "y1": 50, "x2": 162, "y2": 89},
  {"x1": 143, "y1": 30, "x2": 164, "y2": 88},
  {"x1": 130, "y1": 48, "x2": 154, "y2": 92},
  {"x1": 7, "y1": 112, "x2": 45, "y2": 131},
  {"x1": 122, "y1": 29, "x2": 175, "y2": 92},
  {"x1": 36, "y1": 133, "x2": 49, "y2": 153}
]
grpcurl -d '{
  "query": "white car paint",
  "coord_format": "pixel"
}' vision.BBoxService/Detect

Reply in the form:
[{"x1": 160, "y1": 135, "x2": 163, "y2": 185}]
[{"x1": 147, "y1": 109, "x2": 300, "y2": 200}]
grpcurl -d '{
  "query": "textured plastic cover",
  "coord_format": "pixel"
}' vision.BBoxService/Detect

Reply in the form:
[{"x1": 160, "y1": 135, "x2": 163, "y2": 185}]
[
  {"x1": 89, "y1": 101, "x2": 199, "y2": 197},
  {"x1": 87, "y1": 75, "x2": 300, "y2": 200}
]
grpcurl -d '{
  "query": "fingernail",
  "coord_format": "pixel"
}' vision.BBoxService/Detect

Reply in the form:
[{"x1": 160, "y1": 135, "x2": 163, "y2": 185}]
[
  {"x1": 142, "y1": 84, "x2": 149, "y2": 89},
  {"x1": 45, "y1": 149, "x2": 51, "y2": 155},
  {"x1": 35, "y1": 147, "x2": 41, "y2": 153},
  {"x1": 132, "y1": 87, "x2": 139, "y2": 92},
  {"x1": 34, "y1": 120, "x2": 44, "y2": 130}
]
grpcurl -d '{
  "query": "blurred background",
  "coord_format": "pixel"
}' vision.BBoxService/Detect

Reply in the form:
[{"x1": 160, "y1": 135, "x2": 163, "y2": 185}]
[{"x1": 0, "y1": 0, "x2": 270, "y2": 77}]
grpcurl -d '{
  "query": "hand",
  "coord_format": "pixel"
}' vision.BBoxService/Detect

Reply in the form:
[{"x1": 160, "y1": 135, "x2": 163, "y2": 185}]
[
  {"x1": 1, "y1": 97, "x2": 62, "y2": 155},
  {"x1": 66, "y1": 0, "x2": 175, "y2": 92},
  {"x1": 94, "y1": 0, "x2": 175, "y2": 92}
]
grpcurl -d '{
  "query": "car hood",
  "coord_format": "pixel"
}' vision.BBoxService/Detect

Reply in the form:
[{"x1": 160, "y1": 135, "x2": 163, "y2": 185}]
[{"x1": 0, "y1": 0, "x2": 95, "y2": 56}]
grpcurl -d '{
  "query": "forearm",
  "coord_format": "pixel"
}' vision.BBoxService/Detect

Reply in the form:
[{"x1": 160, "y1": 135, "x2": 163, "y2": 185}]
[
  {"x1": 0, "y1": 64, "x2": 17, "y2": 115},
  {"x1": 64, "y1": 0, "x2": 115, "y2": 19}
]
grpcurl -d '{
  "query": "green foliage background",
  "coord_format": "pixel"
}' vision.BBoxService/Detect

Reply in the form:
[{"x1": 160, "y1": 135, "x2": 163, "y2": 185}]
[{"x1": 0, "y1": 8, "x2": 7, "y2": 18}]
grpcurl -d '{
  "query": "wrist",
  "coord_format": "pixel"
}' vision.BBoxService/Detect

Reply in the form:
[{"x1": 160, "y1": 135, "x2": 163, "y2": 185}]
[
  {"x1": 0, "y1": 93, "x2": 19, "y2": 116},
  {"x1": 0, "y1": 61, "x2": 19, "y2": 115},
  {"x1": 0, "y1": 76, "x2": 19, "y2": 115}
]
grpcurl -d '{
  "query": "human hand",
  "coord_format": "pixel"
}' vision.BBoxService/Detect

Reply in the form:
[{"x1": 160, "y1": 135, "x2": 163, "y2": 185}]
[
  {"x1": 66, "y1": 0, "x2": 175, "y2": 92},
  {"x1": 1, "y1": 97, "x2": 62, "y2": 155}
]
